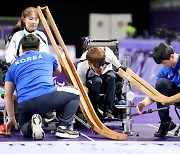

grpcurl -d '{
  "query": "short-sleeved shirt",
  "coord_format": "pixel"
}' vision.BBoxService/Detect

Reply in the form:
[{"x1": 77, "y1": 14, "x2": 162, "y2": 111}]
[
  {"x1": 157, "y1": 54, "x2": 180, "y2": 88},
  {"x1": 5, "y1": 51, "x2": 58, "y2": 103}
]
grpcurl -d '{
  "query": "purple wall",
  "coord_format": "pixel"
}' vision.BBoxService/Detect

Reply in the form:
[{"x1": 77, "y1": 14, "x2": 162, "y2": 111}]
[{"x1": 149, "y1": 8, "x2": 180, "y2": 35}]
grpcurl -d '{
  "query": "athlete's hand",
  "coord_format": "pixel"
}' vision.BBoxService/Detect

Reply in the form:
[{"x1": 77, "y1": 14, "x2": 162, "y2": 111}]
[
  {"x1": 136, "y1": 102, "x2": 145, "y2": 115},
  {"x1": 6, "y1": 119, "x2": 19, "y2": 133}
]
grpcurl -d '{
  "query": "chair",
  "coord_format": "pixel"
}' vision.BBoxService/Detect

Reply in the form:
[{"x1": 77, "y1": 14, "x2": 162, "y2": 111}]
[
  {"x1": 74, "y1": 37, "x2": 125, "y2": 126},
  {"x1": 82, "y1": 36, "x2": 119, "y2": 58}
]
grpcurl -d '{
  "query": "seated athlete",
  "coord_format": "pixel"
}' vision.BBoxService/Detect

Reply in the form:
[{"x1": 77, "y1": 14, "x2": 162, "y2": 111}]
[
  {"x1": 77, "y1": 47, "x2": 122, "y2": 119},
  {"x1": 4, "y1": 34, "x2": 80, "y2": 140}
]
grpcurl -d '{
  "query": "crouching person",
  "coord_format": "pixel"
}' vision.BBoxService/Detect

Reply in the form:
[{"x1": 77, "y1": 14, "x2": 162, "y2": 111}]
[{"x1": 4, "y1": 34, "x2": 80, "y2": 140}]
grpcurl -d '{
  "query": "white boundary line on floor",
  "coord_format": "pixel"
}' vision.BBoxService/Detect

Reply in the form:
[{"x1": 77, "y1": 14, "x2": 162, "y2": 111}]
[
  {"x1": 147, "y1": 124, "x2": 175, "y2": 135},
  {"x1": 80, "y1": 132, "x2": 95, "y2": 141}
]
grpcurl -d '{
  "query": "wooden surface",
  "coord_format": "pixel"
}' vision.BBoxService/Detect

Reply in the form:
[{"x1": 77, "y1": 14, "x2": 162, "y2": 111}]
[
  {"x1": 118, "y1": 68, "x2": 180, "y2": 104},
  {"x1": 37, "y1": 6, "x2": 127, "y2": 141}
]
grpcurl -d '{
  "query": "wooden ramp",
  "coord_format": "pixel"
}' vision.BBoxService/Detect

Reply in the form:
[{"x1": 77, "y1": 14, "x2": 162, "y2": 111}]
[
  {"x1": 118, "y1": 68, "x2": 180, "y2": 104},
  {"x1": 36, "y1": 6, "x2": 127, "y2": 141}
]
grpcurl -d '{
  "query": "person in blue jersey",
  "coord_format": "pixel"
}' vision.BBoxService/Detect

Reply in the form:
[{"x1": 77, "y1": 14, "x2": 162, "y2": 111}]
[
  {"x1": 77, "y1": 47, "x2": 122, "y2": 119},
  {"x1": 4, "y1": 34, "x2": 80, "y2": 140},
  {"x1": 136, "y1": 43, "x2": 180, "y2": 137},
  {"x1": 5, "y1": 7, "x2": 49, "y2": 64}
]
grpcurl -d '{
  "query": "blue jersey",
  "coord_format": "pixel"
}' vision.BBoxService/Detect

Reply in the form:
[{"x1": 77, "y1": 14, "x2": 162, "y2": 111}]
[
  {"x1": 157, "y1": 54, "x2": 180, "y2": 88},
  {"x1": 5, "y1": 51, "x2": 59, "y2": 103}
]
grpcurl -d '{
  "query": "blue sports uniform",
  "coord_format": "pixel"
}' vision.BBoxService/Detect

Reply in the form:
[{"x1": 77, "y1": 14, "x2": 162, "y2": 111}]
[
  {"x1": 5, "y1": 51, "x2": 58, "y2": 103},
  {"x1": 5, "y1": 51, "x2": 80, "y2": 137},
  {"x1": 155, "y1": 54, "x2": 180, "y2": 123},
  {"x1": 157, "y1": 54, "x2": 180, "y2": 87}
]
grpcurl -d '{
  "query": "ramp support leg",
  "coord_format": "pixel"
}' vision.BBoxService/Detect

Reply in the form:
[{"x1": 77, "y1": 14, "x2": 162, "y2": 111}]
[{"x1": 122, "y1": 79, "x2": 139, "y2": 136}]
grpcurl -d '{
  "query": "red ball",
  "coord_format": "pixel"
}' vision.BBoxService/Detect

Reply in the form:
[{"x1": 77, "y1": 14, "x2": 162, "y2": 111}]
[{"x1": 0, "y1": 124, "x2": 7, "y2": 135}]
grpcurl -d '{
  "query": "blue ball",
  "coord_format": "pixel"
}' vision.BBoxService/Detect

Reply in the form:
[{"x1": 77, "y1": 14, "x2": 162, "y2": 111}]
[{"x1": 118, "y1": 100, "x2": 126, "y2": 105}]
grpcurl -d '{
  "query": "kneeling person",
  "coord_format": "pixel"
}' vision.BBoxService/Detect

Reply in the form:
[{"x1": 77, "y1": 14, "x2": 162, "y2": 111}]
[{"x1": 4, "y1": 34, "x2": 80, "y2": 140}]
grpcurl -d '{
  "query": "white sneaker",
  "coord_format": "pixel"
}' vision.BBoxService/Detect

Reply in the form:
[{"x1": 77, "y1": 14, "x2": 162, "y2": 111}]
[{"x1": 31, "y1": 114, "x2": 45, "y2": 140}]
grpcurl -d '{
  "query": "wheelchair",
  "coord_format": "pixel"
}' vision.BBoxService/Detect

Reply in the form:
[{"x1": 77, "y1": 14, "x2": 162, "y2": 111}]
[{"x1": 74, "y1": 37, "x2": 127, "y2": 128}]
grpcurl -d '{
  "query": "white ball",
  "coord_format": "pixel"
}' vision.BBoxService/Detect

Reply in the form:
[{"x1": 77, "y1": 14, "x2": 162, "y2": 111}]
[{"x1": 126, "y1": 91, "x2": 135, "y2": 101}]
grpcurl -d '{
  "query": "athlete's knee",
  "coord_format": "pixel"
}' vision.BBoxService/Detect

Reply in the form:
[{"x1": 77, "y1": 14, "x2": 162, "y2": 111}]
[{"x1": 155, "y1": 78, "x2": 169, "y2": 90}]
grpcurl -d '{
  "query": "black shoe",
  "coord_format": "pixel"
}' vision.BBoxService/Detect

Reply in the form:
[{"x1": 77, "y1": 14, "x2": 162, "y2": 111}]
[
  {"x1": 103, "y1": 112, "x2": 114, "y2": 119},
  {"x1": 154, "y1": 121, "x2": 176, "y2": 137},
  {"x1": 55, "y1": 126, "x2": 80, "y2": 139}
]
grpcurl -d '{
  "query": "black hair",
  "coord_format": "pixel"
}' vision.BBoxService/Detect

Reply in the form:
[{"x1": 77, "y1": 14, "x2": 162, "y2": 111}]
[
  {"x1": 21, "y1": 34, "x2": 40, "y2": 51},
  {"x1": 152, "y1": 43, "x2": 174, "y2": 64}
]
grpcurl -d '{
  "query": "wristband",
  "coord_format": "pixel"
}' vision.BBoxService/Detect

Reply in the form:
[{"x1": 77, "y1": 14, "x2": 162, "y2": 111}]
[{"x1": 7, "y1": 116, "x2": 15, "y2": 120}]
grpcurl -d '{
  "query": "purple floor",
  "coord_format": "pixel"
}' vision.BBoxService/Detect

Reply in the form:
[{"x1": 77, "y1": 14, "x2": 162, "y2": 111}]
[
  {"x1": 0, "y1": 89, "x2": 180, "y2": 154},
  {"x1": 0, "y1": 110, "x2": 180, "y2": 154},
  {"x1": 0, "y1": 92, "x2": 180, "y2": 142},
  {"x1": 0, "y1": 119, "x2": 179, "y2": 142}
]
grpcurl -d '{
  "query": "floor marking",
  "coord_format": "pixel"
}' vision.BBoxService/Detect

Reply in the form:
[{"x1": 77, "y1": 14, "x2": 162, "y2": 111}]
[
  {"x1": 147, "y1": 123, "x2": 158, "y2": 129},
  {"x1": 80, "y1": 132, "x2": 95, "y2": 141},
  {"x1": 147, "y1": 124, "x2": 175, "y2": 135}
]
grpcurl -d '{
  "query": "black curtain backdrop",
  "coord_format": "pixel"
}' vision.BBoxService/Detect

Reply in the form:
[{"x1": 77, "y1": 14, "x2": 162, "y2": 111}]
[{"x1": 0, "y1": 0, "x2": 150, "y2": 58}]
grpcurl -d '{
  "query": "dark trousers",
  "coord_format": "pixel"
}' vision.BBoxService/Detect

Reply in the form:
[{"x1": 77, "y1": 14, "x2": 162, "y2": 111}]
[
  {"x1": 18, "y1": 86, "x2": 80, "y2": 137},
  {"x1": 86, "y1": 70, "x2": 116, "y2": 113},
  {"x1": 155, "y1": 78, "x2": 180, "y2": 123}
]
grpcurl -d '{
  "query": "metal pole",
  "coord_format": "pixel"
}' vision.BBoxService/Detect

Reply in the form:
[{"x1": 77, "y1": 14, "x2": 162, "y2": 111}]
[{"x1": 122, "y1": 56, "x2": 138, "y2": 136}]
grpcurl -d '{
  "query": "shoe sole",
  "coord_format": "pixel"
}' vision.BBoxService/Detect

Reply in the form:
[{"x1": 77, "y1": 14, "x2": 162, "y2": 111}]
[
  {"x1": 154, "y1": 132, "x2": 167, "y2": 137},
  {"x1": 31, "y1": 114, "x2": 45, "y2": 140},
  {"x1": 43, "y1": 118, "x2": 56, "y2": 123},
  {"x1": 55, "y1": 132, "x2": 79, "y2": 139}
]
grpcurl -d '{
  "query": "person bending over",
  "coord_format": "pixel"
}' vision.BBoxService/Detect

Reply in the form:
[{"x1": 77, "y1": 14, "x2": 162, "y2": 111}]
[
  {"x1": 136, "y1": 43, "x2": 180, "y2": 137},
  {"x1": 77, "y1": 47, "x2": 122, "y2": 119},
  {"x1": 4, "y1": 34, "x2": 80, "y2": 140}
]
